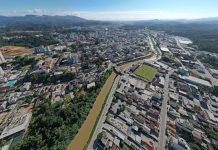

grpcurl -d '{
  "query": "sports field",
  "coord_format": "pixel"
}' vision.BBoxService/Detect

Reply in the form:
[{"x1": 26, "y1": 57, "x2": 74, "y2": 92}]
[{"x1": 134, "y1": 64, "x2": 157, "y2": 81}]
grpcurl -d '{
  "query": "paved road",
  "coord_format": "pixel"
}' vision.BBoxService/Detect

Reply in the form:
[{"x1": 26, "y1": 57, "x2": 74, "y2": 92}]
[
  {"x1": 87, "y1": 34, "x2": 162, "y2": 150},
  {"x1": 197, "y1": 60, "x2": 218, "y2": 86},
  {"x1": 148, "y1": 35, "x2": 162, "y2": 61},
  {"x1": 175, "y1": 37, "x2": 191, "y2": 55},
  {"x1": 87, "y1": 75, "x2": 121, "y2": 150},
  {"x1": 175, "y1": 37, "x2": 218, "y2": 86},
  {"x1": 157, "y1": 69, "x2": 174, "y2": 150}
]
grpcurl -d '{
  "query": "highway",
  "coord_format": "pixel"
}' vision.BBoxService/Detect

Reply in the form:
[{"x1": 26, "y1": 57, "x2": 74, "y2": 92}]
[
  {"x1": 157, "y1": 69, "x2": 174, "y2": 150},
  {"x1": 87, "y1": 75, "x2": 121, "y2": 150},
  {"x1": 148, "y1": 35, "x2": 162, "y2": 61}
]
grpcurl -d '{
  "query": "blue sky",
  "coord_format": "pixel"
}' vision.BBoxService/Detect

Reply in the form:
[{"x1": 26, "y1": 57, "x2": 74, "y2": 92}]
[{"x1": 1, "y1": 0, "x2": 218, "y2": 20}]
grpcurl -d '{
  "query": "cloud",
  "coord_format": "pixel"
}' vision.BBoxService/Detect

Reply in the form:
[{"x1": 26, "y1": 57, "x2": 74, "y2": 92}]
[{"x1": 26, "y1": 8, "x2": 46, "y2": 15}]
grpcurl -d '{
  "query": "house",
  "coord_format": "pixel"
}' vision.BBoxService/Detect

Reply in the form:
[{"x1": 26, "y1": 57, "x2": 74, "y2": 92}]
[
  {"x1": 20, "y1": 82, "x2": 31, "y2": 91},
  {"x1": 151, "y1": 93, "x2": 163, "y2": 103},
  {"x1": 87, "y1": 82, "x2": 96, "y2": 89},
  {"x1": 175, "y1": 119, "x2": 194, "y2": 140},
  {"x1": 0, "y1": 51, "x2": 6, "y2": 64},
  {"x1": 0, "y1": 101, "x2": 7, "y2": 112},
  {"x1": 178, "y1": 67, "x2": 189, "y2": 76},
  {"x1": 209, "y1": 68, "x2": 218, "y2": 79},
  {"x1": 0, "y1": 66, "x2": 4, "y2": 75},
  {"x1": 8, "y1": 92, "x2": 21, "y2": 105},
  {"x1": 141, "y1": 139, "x2": 154, "y2": 150},
  {"x1": 51, "y1": 90, "x2": 62, "y2": 103}
]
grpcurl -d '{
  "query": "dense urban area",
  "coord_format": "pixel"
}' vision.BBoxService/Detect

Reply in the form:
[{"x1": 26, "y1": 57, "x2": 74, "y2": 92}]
[{"x1": 0, "y1": 16, "x2": 218, "y2": 150}]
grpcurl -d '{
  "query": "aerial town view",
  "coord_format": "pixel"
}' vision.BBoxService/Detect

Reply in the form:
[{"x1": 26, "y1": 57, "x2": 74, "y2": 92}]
[{"x1": 0, "y1": 0, "x2": 218, "y2": 150}]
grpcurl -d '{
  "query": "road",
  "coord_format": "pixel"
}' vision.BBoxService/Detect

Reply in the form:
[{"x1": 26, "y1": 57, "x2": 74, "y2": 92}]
[
  {"x1": 87, "y1": 75, "x2": 121, "y2": 150},
  {"x1": 197, "y1": 60, "x2": 218, "y2": 86},
  {"x1": 87, "y1": 33, "x2": 162, "y2": 150},
  {"x1": 175, "y1": 37, "x2": 218, "y2": 86},
  {"x1": 148, "y1": 35, "x2": 162, "y2": 61},
  {"x1": 175, "y1": 37, "x2": 191, "y2": 55},
  {"x1": 157, "y1": 69, "x2": 174, "y2": 150}
]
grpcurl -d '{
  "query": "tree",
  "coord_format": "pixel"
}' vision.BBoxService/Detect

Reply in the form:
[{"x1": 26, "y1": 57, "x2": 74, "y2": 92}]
[{"x1": 97, "y1": 131, "x2": 106, "y2": 141}]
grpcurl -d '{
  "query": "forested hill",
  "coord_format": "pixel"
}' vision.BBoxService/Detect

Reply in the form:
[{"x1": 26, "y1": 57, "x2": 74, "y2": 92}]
[
  {"x1": 146, "y1": 20, "x2": 218, "y2": 53},
  {"x1": 0, "y1": 15, "x2": 87, "y2": 25}
]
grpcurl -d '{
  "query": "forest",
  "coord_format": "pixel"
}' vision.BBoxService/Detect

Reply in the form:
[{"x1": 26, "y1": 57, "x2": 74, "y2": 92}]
[
  {"x1": 148, "y1": 23, "x2": 218, "y2": 53},
  {"x1": 11, "y1": 69, "x2": 112, "y2": 150}
]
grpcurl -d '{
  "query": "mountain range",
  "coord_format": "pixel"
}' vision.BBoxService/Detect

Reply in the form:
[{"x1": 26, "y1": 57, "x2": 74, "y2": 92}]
[
  {"x1": 0, "y1": 15, "x2": 87, "y2": 26},
  {"x1": 1, "y1": 15, "x2": 218, "y2": 26}
]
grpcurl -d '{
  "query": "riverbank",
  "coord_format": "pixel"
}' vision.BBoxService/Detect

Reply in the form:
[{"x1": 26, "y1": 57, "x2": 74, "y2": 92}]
[{"x1": 67, "y1": 72, "x2": 117, "y2": 150}]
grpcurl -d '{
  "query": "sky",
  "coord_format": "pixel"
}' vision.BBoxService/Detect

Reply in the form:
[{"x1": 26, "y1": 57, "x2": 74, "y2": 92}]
[{"x1": 0, "y1": 0, "x2": 218, "y2": 20}]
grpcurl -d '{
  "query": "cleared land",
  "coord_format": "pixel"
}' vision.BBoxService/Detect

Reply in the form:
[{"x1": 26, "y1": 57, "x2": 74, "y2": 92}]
[
  {"x1": 0, "y1": 112, "x2": 8, "y2": 124},
  {"x1": 67, "y1": 72, "x2": 116, "y2": 150},
  {"x1": 0, "y1": 46, "x2": 32, "y2": 56},
  {"x1": 134, "y1": 64, "x2": 157, "y2": 81}
]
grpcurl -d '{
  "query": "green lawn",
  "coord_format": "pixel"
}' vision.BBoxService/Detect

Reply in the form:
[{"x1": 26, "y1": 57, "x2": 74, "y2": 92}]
[
  {"x1": 121, "y1": 143, "x2": 130, "y2": 150},
  {"x1": 134, "y1": 64, "x2": 157, "y2": 81}
]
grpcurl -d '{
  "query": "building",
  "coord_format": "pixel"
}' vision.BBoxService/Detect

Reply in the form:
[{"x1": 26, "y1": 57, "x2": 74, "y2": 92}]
[
  {"x1": 33, "y1": 46, "x2": 50, "y2": 54},
  {"x1": 87, "y1": 82, "x2": 96, "y2": 89},
  {"x1": 178, "y1": 67, "x2": 189, "y2": 76},
  {"x1": 209, "y1": 68, "x2": 218, "y2": 79},
  {"x1": 0, "y1": 66, "x2": 4, "y2": 75},
  {"x1": 8, "y1": 92, "x2": 21, "y2": 105},
  {"x1": 179, "y1": 75, "x2": 212, "y2": 87},
  {"x1": 160, "y1": 47, "x2": 170, "y2": 53},
  {"x1": 0, "y1": 113, "x2": 32, "y2": 140},
  {"x1": 0, "y1": 51, "x2": 6, "y2": 64},
  {"x1": 176, "y1": 119, "x2": 194, "y2": 140},
  {"x1": 0, "y1": 101, "x2": 7, "y2": 112},
  {"x1": 195, "y1": 66, "x2": 205, "y2": 74},
  {"x1": 61, "y1": 52, "x2": 79, "y2": 65}
]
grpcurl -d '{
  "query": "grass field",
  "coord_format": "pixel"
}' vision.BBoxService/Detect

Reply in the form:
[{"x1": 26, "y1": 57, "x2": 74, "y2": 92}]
[
  {"x1": 134, "y1": 64, "x2": 157, "y2": 81},
  {"x1": 121, "y1": 143, "x2": 130, "y2": 150}
]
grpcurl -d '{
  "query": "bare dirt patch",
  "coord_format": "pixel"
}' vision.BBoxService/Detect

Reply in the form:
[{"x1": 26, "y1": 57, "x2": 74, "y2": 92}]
[{"x1": 0, "y1": 46, "x2": 32, "y2": 56}]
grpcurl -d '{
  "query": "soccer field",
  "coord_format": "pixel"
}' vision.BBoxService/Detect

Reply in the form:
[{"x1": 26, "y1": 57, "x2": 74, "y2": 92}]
[{"x1": 134, "y1": 64, "x2": 157, "y2": 81}]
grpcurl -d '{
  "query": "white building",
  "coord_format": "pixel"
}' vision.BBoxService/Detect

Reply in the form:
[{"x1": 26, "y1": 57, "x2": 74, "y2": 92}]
[
  {"x1": 0, "y1": 113, "x2": 32, "y2": 139},
  {"x1": 0, "y1": 51, "x2": 6, "y2": 64},
  {"x1": 0, "y1": 66, "x2": 4, "y2": 75}
]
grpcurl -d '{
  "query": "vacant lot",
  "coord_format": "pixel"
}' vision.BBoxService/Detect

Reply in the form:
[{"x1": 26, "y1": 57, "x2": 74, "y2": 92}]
[
  {"x1": 67, "y1": 72, "x2": 116, "y2": 150},
  {"x1": 0, "y1": 46, "x2": 32, "y2": 56},
  {"x1": 134, "y1": 64, "x2": 157, "y2": 81},
  {"x1": 0, "y1": 112, "x2": 8, "y2": 124}
]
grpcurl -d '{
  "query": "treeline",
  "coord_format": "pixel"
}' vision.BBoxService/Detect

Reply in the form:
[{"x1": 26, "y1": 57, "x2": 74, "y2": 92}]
[
  {"x1": 11, "y1": 69, "x2": 112, "y2": 150},
  {"x1": 197, "y1": 54, "x2": 218, "y2": 69},
  {"x1": 25, "y1": 72, "x2": 76, "y2": 84},
  {"x1": 211, "y1": 86, "x2": 218, "y2": 97},
  {"x1": 13, "y1": 56, "x2": 39, "y2": 70},
  {"x1": 0, "y1": 32, "x2": 58, "y2": 48},
  {"x1": 149, "y1": 23, "x2": 218, "y2": 53}
]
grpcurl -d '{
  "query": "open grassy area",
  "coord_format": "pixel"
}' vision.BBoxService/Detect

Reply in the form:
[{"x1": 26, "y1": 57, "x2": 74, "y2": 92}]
[
  {"x1": 134, "y1": 64, "x2": 157, "y2": 81},
  {"x1": 121, "y1": 143, "x2": 130, "y2": 150}
]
